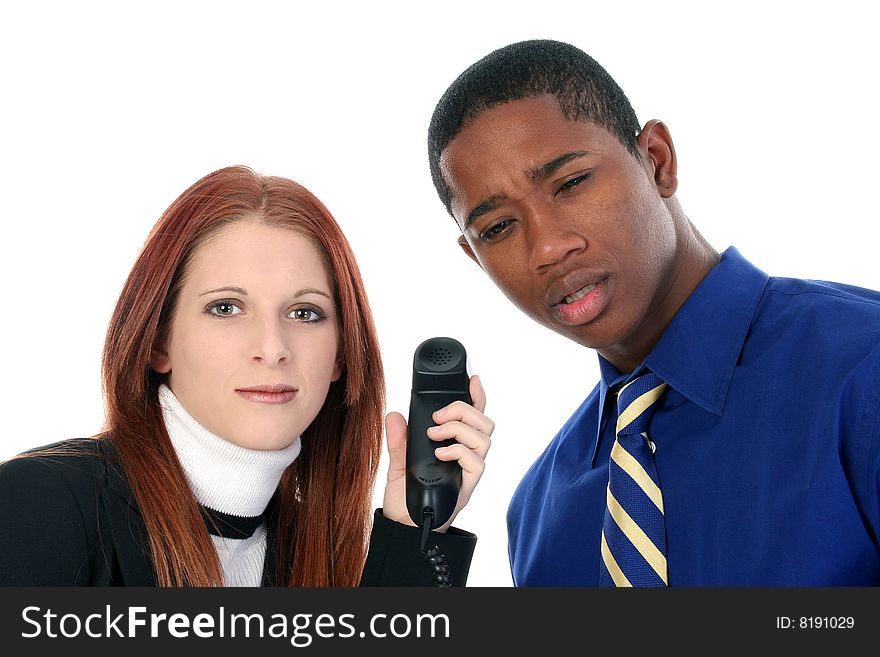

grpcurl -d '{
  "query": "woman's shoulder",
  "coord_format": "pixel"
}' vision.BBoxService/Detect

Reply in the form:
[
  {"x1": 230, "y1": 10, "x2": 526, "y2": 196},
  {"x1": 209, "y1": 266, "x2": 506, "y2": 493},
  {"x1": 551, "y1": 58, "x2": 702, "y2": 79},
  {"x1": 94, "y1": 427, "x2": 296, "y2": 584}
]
[
  {"x1": 0, "y1": 438, "x2": 118, "y2": 585},
  {"x1": 0, "y1": 437, "x2": 113, "y2": 499}
]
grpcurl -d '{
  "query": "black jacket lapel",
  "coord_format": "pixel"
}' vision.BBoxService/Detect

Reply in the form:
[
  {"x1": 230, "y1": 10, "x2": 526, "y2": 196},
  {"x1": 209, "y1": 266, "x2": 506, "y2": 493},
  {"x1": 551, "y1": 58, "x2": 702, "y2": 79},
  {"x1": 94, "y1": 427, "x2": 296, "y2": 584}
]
[{"x1": 98, "y1": 442, "x2": 157, "y2": 586}]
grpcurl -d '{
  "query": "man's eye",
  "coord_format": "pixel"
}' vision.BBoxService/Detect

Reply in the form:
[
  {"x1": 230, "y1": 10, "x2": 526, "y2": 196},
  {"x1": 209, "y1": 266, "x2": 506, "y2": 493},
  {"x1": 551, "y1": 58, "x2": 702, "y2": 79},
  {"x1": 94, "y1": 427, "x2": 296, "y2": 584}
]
[
  {"x1": 480, "y1": 219, "x2": 512, "y2": 242},
  {"x1": 206, "y1": 300, "x2": 242, "y2": 317},
  {"x1": 290, "y1": 307, "x2": 324, "y2": 322},
  {"x1": 558, "y1": 172, "x2": 592, "y2": 193}
]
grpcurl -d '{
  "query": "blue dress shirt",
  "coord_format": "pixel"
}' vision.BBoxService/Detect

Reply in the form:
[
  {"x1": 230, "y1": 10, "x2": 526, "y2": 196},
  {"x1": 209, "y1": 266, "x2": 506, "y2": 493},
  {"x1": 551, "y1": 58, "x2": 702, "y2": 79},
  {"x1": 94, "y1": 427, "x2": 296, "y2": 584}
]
[{"x1": 507, "y1": 247, "x2": 880, "y2": 585}]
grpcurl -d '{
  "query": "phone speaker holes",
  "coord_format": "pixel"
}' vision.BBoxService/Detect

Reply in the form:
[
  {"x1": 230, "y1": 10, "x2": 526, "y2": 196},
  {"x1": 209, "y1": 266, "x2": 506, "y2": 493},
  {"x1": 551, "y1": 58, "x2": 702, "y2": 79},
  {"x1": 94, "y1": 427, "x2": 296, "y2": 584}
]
[{"x1": 427, "y1": 347, "x2": 453, "y2": 366}]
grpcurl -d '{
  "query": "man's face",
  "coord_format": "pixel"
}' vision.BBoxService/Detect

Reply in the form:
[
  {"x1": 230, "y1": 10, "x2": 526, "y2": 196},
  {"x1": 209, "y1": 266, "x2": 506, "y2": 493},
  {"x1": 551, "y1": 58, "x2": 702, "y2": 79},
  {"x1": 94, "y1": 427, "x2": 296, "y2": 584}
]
[{"x1": 441, "y1": 95, "x2": 680, "y2": 357}]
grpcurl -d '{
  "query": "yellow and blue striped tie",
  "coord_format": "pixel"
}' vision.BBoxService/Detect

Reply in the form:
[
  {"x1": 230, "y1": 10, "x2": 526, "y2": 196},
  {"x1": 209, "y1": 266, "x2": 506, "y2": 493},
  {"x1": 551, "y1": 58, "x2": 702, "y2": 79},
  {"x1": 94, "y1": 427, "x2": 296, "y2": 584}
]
[{"x1": 600, "y1": 371, "x2": 669, "y2": 587}]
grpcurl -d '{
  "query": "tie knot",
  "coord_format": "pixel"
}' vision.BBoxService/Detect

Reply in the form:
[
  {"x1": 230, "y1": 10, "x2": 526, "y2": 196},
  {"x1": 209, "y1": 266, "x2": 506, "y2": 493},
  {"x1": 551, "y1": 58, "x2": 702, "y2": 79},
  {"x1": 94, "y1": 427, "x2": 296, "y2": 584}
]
[{"x1": 616, "y1": 371, "x2": 667, "y2": 438}]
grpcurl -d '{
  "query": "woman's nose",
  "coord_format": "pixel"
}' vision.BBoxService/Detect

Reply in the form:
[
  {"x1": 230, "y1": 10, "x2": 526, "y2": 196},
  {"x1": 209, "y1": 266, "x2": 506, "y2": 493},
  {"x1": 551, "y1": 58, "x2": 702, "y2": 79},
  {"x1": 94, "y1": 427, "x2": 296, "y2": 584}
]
[{"x1": 251, "y1": 318, "x2": 291, "y2": 365}]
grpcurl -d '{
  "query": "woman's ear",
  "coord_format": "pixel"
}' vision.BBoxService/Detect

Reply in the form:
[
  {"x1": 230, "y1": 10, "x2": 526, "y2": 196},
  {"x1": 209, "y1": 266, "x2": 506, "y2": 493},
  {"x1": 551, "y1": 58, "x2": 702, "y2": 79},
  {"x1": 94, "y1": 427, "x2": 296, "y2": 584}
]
[
  {"x1": 150, "y1": 344, "x2": 171, "y2": 374},
  {"x1": 331, "y1": 350, "x2": 343, "y2": 383},
  {"x1": 636, "y1": 119, "x2": 678, "y2": 198}
]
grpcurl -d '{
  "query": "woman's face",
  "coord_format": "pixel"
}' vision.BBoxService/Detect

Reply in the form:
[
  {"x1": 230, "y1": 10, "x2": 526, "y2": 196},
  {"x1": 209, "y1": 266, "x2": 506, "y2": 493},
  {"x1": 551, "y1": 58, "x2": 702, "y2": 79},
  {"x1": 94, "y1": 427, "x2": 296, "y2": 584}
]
[{"x1": 152, "y1": 220, "x2": 341, "y2": 450}]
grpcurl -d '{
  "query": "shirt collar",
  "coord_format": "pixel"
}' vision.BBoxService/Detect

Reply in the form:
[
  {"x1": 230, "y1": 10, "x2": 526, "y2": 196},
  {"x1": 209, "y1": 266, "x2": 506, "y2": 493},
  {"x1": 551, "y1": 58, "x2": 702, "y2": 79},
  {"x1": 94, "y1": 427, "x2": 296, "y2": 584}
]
[
  {"x1": 593, "y1": 246, "x2": 769, "y2": 459},
  {"x1": 158, "y1": 384, "x2": 301, "y2": 518}
]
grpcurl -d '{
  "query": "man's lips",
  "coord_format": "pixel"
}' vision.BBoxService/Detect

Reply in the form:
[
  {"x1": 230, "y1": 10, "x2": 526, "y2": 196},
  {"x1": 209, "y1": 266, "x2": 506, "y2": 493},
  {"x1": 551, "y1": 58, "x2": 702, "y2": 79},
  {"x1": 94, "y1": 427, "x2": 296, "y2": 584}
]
[
  {"x1": 552, "y1": 277, "x2": 611, "y2": 326},
  {"x1": 547, "y1": 269, "x2": 609, "y2": 307},
  {"x1": 235, "y1": 384, "x2": 298, "y2": 404}
]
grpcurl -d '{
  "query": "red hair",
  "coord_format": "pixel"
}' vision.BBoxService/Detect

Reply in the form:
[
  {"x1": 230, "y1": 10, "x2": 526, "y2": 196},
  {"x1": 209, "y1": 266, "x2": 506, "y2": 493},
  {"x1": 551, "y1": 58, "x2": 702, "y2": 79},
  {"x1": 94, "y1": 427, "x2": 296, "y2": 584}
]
[{"x1": 101, "y1": 166, "x2": 384, "y2": 586}]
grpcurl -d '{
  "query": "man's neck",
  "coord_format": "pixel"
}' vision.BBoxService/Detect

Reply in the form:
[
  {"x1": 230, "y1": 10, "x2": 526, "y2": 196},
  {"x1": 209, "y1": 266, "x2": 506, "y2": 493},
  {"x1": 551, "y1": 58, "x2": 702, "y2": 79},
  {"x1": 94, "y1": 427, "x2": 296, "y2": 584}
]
[{"x1": 599, "y1": 221, "x2": 720, "y2": 374}]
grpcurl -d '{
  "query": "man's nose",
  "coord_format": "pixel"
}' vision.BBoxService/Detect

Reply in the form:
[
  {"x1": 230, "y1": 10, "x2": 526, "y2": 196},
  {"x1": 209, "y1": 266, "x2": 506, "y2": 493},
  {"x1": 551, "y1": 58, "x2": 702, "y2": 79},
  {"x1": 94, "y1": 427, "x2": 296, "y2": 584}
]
[{"x1": 525, "y1": 206, "x2": 587, "y2": 273}]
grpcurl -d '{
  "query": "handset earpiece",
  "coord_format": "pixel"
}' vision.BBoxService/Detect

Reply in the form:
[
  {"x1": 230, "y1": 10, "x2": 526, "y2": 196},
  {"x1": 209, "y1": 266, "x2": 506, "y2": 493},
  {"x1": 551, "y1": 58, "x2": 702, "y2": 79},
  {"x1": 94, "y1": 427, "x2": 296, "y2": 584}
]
[{"x1": 405, "y1": 336, "x2": 470, "y2": 530}]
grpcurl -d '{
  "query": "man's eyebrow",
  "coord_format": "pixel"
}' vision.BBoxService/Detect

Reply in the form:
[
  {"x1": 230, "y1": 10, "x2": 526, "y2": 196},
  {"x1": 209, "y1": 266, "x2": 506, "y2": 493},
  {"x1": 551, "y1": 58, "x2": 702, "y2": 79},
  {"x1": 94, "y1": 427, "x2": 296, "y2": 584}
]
[
  {"x1": 463, "y1": 151, "x2": 591, "y2": 230},
  {"x1": 526, "y1": 151, "x2": 590, "y2": 183},
  {"x1": 465, "y1": 195, "x2": 507, "y2": 230}
]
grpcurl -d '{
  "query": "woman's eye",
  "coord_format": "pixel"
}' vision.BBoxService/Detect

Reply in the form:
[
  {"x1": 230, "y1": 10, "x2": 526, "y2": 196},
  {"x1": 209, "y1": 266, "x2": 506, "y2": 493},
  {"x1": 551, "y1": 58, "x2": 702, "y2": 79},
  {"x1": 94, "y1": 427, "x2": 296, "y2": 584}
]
[
  {"x1": 206, "y1": 300, "x2": 242, "y2": 317},
  {"x1": 558, "y1": 172, "x2": 592, "y2": 193},
  {"x1": 290, "y1": 307, "x2": 324, "y2": 322},
  {"x1": 480, "y1": 219, "x2": 512, "y2": 242}
]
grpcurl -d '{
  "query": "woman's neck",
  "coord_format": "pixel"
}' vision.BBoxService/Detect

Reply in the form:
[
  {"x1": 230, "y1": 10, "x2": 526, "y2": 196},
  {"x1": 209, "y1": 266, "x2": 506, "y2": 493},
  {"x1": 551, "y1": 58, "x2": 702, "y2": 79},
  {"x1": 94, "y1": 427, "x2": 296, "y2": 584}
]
[{"x1": 158, "y1": 384, "x2": 301, "y2": 517}]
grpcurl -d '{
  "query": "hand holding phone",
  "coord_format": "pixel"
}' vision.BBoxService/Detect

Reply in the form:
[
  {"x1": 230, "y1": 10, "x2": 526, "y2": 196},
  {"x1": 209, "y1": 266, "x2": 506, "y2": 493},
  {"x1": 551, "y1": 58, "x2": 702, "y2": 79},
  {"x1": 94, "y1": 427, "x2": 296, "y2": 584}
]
[
  {"x1": 405, "y1": 337, "x2": 471, "y2": 530},
  {"x1": 380, "y1": 337, "x2": 493, "y2": 534}
]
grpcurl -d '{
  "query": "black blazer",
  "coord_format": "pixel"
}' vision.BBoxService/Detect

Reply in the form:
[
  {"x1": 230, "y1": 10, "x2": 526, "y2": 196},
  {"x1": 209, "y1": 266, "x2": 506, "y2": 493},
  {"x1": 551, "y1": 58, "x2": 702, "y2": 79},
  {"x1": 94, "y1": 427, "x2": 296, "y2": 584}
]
[{"x1": 0, "y1": 439, "x2": 476, "y2": 586}]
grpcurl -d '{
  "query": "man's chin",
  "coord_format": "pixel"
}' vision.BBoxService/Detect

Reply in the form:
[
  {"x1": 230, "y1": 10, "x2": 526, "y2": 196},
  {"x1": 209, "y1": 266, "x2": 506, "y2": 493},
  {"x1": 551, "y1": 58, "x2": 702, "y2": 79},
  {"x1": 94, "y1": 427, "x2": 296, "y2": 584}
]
[{"x1": 547, "y1": 315, "x2": 622, "y2": 352}]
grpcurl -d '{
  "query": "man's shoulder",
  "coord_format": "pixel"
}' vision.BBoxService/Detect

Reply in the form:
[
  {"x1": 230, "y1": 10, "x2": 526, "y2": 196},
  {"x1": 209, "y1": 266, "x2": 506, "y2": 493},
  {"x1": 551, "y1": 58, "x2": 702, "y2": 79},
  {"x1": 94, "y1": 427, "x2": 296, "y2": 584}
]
[
  {"x1": 756, "y1": 275, "x2": 880, "y2": 347},
  {"x1": 765, "y1": 275, "x2": 880, "y2": 311},
  {"x1": 516, "y1": 384, "x2": 602, "y2": 481},
  {"x1": 555, "y1": 384, "x2": 603, "y2": 436}
]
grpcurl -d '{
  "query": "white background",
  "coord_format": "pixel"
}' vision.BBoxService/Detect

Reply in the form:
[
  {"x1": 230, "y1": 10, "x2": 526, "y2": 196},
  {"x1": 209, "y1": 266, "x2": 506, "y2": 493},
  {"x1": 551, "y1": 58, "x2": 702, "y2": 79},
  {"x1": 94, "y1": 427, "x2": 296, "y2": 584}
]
[{"x1": 2, "y1": 1, "x2": 878, "y2": 587}]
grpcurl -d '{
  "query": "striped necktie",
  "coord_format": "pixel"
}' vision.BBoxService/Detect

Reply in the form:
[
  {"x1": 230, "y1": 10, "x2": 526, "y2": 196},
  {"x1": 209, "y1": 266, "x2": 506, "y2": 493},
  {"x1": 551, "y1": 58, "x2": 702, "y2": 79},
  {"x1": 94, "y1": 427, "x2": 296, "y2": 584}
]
[{"x1": 600, "y1": 371, "x2": 669, "y2": 587}]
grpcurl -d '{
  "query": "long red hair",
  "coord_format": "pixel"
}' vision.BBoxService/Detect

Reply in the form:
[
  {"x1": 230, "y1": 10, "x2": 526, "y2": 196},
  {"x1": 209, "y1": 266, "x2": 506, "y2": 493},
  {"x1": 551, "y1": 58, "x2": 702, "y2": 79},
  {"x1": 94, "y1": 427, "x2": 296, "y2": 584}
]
[{"x1": 101, "y1": 165, "x2": 384, "y2": 586}]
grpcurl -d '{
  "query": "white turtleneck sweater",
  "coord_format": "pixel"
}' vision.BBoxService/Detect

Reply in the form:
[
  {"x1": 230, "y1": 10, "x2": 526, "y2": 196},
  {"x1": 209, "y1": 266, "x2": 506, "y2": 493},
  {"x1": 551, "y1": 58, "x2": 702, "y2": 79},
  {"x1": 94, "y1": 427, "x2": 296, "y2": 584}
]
[{"x1": 158, "y1": 384, "x2": 301, "y2": 586}]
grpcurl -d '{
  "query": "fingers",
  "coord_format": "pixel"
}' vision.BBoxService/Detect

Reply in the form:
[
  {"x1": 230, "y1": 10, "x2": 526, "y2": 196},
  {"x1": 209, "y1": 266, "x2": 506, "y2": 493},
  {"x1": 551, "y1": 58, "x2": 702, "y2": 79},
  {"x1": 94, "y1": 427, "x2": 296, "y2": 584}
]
[
  {"x1": 468, "y1": 374, "x2": 487, "y2": 413},
  {"x1": 424, "y1": 373, "x2": 494, "y2": 468},
  {"x1": 427, "y1": 421, "x2": 490, "y2": 457},
  {"x1": 384, "y1": 411, "x2": 407, "y2": 452},
  {"x1": 433, "y1": 442, "x2": 486, "y2": 476},
  {"x1": 383, "y1": 377, "x2": 495, "y2": 532},
  {"x1": 388, "y1": 374, "x2": 494, "y2": 532},
  {"x1": 383, "y1": 411, "x2": 407, "y2": 481},
  {"x1": 425, "y1": 374, "x2": 493, "y2": 487},
  {"x1": 431, "y1": 376, "x2": 494, "y2": 437}
]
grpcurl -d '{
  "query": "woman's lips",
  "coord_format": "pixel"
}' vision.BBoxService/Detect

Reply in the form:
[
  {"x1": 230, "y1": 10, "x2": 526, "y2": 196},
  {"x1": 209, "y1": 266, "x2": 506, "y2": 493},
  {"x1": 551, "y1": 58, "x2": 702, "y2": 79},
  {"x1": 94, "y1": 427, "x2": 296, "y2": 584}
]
[
  {"x1": 552, "y1": 277, "x2": 610, "y2": 325},
  {"x1": 236, "y1": 385, "x2": 298, "y2": 404}
]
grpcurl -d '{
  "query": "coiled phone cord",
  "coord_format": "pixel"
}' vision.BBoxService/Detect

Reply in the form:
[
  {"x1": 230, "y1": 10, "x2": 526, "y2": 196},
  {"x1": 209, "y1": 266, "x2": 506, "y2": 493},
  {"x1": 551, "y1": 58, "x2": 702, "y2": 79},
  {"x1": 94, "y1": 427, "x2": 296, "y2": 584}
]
[{"x1": 420, "y1": 509, "x2": 452, "y2": 587}]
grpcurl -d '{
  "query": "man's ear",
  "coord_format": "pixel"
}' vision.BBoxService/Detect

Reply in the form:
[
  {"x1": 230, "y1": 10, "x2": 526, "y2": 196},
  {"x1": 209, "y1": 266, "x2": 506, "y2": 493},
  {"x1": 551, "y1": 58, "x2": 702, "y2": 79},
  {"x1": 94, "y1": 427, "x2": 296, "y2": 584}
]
[
  {"x1": 457, "y1": 235, "x2": 484, "y2": 270},
  {"x1": 636, "y1": 119, "x2": 678, "y2": 198},
  {"x1": 150, "y1": 345, "x2": 171, "y2": 374}
]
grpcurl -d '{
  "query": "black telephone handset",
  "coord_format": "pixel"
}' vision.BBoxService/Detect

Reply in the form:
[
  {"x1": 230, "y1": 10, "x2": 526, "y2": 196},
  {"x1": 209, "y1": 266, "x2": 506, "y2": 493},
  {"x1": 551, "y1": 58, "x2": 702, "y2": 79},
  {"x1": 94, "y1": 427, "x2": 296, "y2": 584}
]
[
  {"x1": 405, "y1": 336, "x2": 470, "y2": 532},
  {"x1": 405, "y1": 337, "x2": 470, "y2": 587}
]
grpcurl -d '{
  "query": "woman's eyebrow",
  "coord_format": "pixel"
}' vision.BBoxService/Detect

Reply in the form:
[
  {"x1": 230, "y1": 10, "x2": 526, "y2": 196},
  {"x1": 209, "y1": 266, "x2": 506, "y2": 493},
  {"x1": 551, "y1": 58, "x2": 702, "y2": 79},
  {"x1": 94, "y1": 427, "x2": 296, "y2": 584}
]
[
  {"x1": 293, "y1": 288, "x2": 333, "y2": 301},
  {"x1": 199, "y1": 286, "x2": 333, "y2": 300},
  {"x1": 200, "y1": 286, "x2": 248, "y2": 297}
]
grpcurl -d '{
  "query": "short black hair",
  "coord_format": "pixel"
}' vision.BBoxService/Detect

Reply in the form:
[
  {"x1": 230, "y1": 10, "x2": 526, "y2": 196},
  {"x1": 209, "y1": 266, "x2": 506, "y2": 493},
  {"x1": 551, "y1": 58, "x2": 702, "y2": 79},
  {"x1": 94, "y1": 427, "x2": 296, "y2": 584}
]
[{"x1": 428, "y1": 39, "x2": 642, "y2": 218}]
